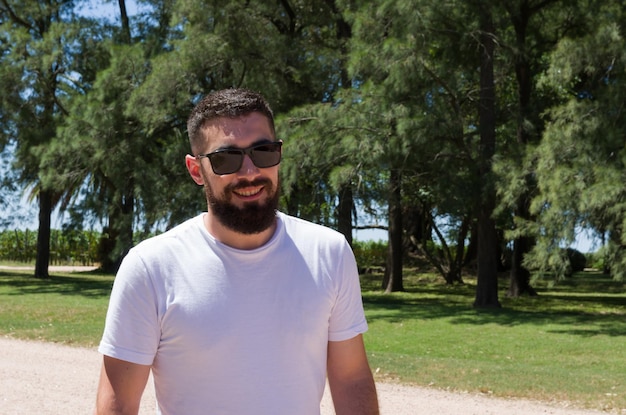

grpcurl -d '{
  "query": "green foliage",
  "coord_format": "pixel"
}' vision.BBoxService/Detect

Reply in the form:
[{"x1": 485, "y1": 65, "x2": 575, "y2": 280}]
[
  {"x1": 0, "y1": 229, "x2": 99, "y2": 265},
  {"x1": 3, "y1": 0, "x2": 626, "y2": 290},
  {"x1": 523, "y1": 244, "x2": 589, "y2": 280},
  {"x1": 0, "y1": 0, "x2": 102, "y2": 192},
  {"x1": 528, "y1": 2, "x2": 626, "y2": 281},
  {"x1": 0, "y1": 230, "x2": 37, "y2": 263},
  {"x1": 352, "y1": 239, "x2": 387, "y2": 269}
]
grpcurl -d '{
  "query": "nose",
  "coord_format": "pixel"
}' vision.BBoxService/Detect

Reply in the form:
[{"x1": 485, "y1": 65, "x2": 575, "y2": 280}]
[{"x1": 238, "y1": 154, "x2": 260, "y2": 176}]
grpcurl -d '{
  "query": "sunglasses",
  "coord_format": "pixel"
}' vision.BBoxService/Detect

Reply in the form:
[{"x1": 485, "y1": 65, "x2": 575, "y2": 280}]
[{"x1": 196, "y1": 141, "x2": 283, "y2": 175}]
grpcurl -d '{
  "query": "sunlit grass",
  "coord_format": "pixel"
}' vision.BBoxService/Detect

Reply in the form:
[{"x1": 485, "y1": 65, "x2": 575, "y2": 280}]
[
  {"x1": 360, "y1": 270, "x2": 625, "y2": 412},
  {"x1": 0, "y1": 268, "x2": 111, "y2": 346}
]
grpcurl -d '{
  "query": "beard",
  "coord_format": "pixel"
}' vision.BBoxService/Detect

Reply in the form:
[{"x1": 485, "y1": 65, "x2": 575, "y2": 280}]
[{"x1": 203, "y1": 176, "x2": 280, "y2": 235}]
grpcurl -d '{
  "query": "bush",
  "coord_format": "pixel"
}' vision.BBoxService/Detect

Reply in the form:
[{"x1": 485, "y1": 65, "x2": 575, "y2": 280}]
[
  {"x1": 0, "y1": 229, "x2": 37, "y2": 262},
  {"x1": 566, "y1": 248, "x2": 587, "y2": 274},
  {"x1": 0, "y1": 229, "x2": 100, "y2": 265},
  {"x1": 585, "y1": 247, "x2": 610, "y2": 272},
  {"x1": 352, "y1": 240, "x2": 387, "y2": 270}
]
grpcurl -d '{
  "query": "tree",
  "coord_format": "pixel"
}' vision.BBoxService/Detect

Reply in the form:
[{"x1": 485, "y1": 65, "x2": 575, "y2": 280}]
[
  {"x1": 498, "y1": 0, "x2": 588, "y2": 296},
  {"x1": 46, "y1": 43, "x2": 150, "y2": 271},
  {"x1": 0, "y1": 0, "x2": 95, "y2": 277},
  {"x1": 343, "y1": 0, "x2": 505, "y2": 291},
  {"x1": 43, "y1": 0, "x2": 186, "y2": 271},
  {"x1": 530, "y1": 0, "x2": 626, "y2": 280},
  {"x1": 494, "y1": 0, "x2": 598, "y2": 291},
  {"x1": 473, "y1": 1, "x2": 501, "y2": 308},
  {"x1": 128, "y1": 0, "x2": 362, "y2": 234},
  {"x1": 383, "y1": 167, "x2": 404, "y2": 292},
  {"x1": 38, "y1": 0, "x2": 225, "y2": 271}
]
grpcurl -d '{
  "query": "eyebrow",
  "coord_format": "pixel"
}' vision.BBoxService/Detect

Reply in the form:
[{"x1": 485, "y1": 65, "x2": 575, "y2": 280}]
[{"x1": 213, "y1": 138, "x2": 275, "y2": 151}]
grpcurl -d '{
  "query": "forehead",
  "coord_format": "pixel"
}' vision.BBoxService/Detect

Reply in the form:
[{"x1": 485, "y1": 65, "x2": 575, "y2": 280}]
[{"x1": 200, "y1": 113, "x2": 274, "y2": 150}]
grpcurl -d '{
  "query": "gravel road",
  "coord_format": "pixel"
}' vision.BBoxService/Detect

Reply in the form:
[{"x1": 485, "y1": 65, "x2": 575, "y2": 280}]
[{"x1": 0, "y1": 336, "x2": 615, "y2": 415}]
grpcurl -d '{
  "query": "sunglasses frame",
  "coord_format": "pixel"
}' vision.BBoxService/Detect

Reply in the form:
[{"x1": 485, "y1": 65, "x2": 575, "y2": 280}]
[{"x1": 196, "y1": 141, "x2": 283, "y2": 175}]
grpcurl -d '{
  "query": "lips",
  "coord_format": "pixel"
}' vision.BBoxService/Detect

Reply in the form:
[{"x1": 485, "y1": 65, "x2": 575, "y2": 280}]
[{"x1": 233, "y1": 186, "x2": 263, "y2": 197}]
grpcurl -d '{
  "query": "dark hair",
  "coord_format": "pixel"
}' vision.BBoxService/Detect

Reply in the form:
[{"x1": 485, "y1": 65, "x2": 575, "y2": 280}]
[{"x1": 187, "y1": 88, "x2": 275, "y2": 153}]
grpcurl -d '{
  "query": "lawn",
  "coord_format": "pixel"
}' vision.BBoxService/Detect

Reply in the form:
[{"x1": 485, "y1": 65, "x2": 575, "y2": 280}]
[
  {"x1": 0, "y1": 266, "x2": 624, "y2": 412},
  {"x1": 360, "y1": 270, "x2": 625, "y2": 412}
]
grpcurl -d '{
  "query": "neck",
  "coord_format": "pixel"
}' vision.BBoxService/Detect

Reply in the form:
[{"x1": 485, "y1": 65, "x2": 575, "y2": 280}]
[{"x1": 203, "y1": 212, "x2": 277, "y2": 250}]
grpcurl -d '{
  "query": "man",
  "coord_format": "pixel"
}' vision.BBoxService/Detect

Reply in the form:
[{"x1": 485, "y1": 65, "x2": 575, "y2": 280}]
[{"x1": 95, "y1": 88, "x2": 379, "y2": 415}]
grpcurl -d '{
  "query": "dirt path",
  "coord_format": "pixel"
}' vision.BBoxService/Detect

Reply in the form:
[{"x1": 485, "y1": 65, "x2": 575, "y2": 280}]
[{"x1": 0, "y1": 336, "x2": 614, "y2": 415}]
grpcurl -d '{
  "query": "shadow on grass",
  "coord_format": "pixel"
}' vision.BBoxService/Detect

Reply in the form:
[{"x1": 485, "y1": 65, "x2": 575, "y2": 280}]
[
  {"x1": 0, "y1": 270, "x2": 113, "y2": 298},
  {"x1": 362, "y1": 272, "x2": 626, "y2": 337}
]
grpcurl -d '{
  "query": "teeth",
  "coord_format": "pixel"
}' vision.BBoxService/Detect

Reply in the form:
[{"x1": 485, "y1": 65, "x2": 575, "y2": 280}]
[{"x1": 235, "y1": 187, "x2": 262, "y2": 197}]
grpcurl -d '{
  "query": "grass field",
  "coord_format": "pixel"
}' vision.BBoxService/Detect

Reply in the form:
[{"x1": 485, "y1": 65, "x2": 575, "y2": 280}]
[{"x1": 0, "y1": 265, "x2": 624, "y2": 412}]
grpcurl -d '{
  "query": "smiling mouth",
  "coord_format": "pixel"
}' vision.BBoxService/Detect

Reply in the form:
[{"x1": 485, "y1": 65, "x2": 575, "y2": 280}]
[{"x1": 233, "y1": 186, "x2": 263, "y2": 197}]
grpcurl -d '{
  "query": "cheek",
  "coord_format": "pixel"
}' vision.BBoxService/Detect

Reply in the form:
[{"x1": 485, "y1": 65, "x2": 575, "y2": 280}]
[
  {"x1": 207, "y1": 176, "x2": 235, "y2": 200},
  {"x1": 200, "y1": 165, "x2": 222, "y2": 188}
]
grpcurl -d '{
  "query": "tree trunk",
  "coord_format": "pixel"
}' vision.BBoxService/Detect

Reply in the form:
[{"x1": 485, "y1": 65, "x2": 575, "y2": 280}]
[
  {"x1": 507, "y1": 2, "x2": 539, "y2": 297},
  {"x1": 383, "y1": 168, "x2": 404, "y2": 293},
  {"x1": 474, "y1": 5, "x2": 501, "y2": 308},
  {"x1": 337, "y1": 183, "x2": 353, "y2": 247},
  {"x1": 118, "y1": 0, "x2": 131, "y2": 44},
  {"x1": 99, "y1": 183, "x2": 135, "y2": 273},
  {"x1": 475, "y1": 210, "x2": 501, "y2": 307},
  {"x1": 508, "y1": 225, "x2": 537, "y2": 296},
  {"x1": 34, "y1": 190, "x2": 52, "y2": 279},
  {"x1": 334, "y1": 8, "x2": 353, "y2": 247},
  {"x1": 405, "y1": 201, "x2": 430, "y2": 253}
]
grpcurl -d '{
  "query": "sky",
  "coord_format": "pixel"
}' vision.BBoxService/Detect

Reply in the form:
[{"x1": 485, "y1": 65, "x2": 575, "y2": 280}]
[{"x1": 78, "y1": 0, "x2": 141, "y2": 21}]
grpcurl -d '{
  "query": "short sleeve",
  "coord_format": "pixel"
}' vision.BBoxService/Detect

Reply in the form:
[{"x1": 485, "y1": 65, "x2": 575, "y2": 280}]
[
  {"x1": 328, "y1": 241, "x2": 368, "y2": 342},
  {"x1": 98, "y1": 249, "x2": 161, "y2": 365}
]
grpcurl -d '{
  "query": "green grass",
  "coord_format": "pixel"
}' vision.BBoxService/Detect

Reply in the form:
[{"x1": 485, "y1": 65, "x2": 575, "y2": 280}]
[
  {"x1": 0, "y1": 268, "x2": 112, "y2": 346},
  {"x1": 360, "y1": 271, "x2": 625, "y2": 413},
  {"x1": 0, "y1": 266, "x2": 624, "y2": 412}
]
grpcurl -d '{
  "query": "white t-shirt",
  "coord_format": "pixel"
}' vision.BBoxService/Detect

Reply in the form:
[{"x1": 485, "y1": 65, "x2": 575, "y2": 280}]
[{"x1": 98, "y1": 212, "x2": 368, "y2": 415}]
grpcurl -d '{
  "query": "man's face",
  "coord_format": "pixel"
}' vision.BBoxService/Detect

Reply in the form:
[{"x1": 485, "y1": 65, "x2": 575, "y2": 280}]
[{"x1": 191, "y1": 113, "x2": 281, "y2": 235}]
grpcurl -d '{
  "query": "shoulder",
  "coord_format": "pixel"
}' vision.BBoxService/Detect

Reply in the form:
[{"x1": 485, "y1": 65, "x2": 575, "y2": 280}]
[
  {"x1": 128, "y1": 214, "x2": 205, "y2": 260},
  {"x1": 276, "y1": 212, "x2": 352, "y2": 257},
  {"x1": 116, "y1": 215, "x2": 208, "y2": 285},
  {"x1": 278, "y1": 212, "x2": 346, "y2": 242}
]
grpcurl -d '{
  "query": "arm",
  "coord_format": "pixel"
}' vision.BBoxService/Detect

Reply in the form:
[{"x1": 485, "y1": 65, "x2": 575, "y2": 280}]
[
  {"x1": 95, "y1": 356, "x2": 151, "y2": 415},
  {"x1": 327, "y1": 334, "x2": 379, "y2": 415}
]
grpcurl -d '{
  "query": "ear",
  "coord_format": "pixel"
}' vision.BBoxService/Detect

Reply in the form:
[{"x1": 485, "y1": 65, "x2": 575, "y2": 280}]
[{"x1": 185, "y1": 154, "x2": 205, "y2": 185}]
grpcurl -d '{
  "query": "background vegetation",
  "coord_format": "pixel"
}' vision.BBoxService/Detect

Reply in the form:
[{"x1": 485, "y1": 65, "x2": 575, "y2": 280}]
[
  {"x1": 0, "y1": 229, "x2": 99, "y2": 265},
  {"x1": 1, "y1": 0, "x2": 626, "y2": 306}
]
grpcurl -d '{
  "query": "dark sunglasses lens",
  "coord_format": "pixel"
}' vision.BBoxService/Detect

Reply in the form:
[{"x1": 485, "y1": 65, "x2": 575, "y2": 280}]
[
  {"x1": 250, "y1": 143, "x2": 282, "y2": 168},
  {"x1": 209, "y1": 150, "x2": 243, "y2": 175}
]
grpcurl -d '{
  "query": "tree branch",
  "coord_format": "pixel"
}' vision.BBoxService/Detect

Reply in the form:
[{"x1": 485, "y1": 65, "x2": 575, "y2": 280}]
[{"x1": 0, "y1": 0, "x2": 35, "y2": 31}]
